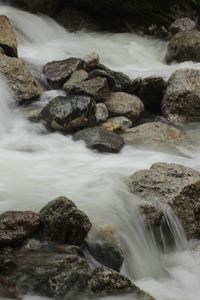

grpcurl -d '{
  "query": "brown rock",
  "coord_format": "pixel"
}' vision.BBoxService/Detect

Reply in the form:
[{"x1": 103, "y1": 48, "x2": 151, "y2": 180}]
[{"x1": 0, "y1": 15, "x2": 18, "y2": 57}]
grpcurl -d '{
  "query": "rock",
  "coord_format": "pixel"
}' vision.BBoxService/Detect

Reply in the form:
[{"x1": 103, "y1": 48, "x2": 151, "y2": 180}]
[
  {"x1": 43, "y1": 57, "x2": 83, "y2": 89},
  {"x1": 0, "y1": 211, "x2": 41, "y2": 246},
  {"x1": 129, "y1": 163, "x2": 200, "y2": 239},
  {"x1": 95, "y1": 103, "x2": 108, "y2": 123},
  {"x1": 66, "y1": 77, "x2": 110, "y2": 103},
  {"x1": 101, "y1": 116, "x2": 132, "y2": 133},
  {"x1": 0, "y1": 54, "x2": 41, "y2": 104},
  {"x1": 88, "y1": 267, "x2": 155, "y2": 299},
  {"x1": 83, "y1": 52, "x2": 100, "y2": 72},
  {"x1": 0, "y1": 15, "x2": 17, "y2": 57},
  {"x1": 40, "y1": 196, "x2": 92, "y2": 245},
  {"x1": 86, "y1": 240, "x2": 124, "y2": 272},
  {"x1": 105, "y1": 92, "x2": 144, "y2": 123},
  {"x1": 73, "y1": 127, "x2": 125, "y2": 153},
  {"x1": 122, "y1": 122, "x2": 185, "y2": 145},
  {"x1": 0, "y1": 276, "x2": 22, "y2": 300},
  {"x1": 138, "y1": 77, "x2": 166, "y2": 113},
  {"x1": 126, "y1": 77, "x2": 142, "y2": 94},
  {"x1": 39, "y1": 94, "x2": 96, "y2": 132},
  {"x1": 63, "y1": 69, "x2": 88, "y2": 89},
  {"x1": 162, "y1": 69, "x2": 200, "y2": 124},
  {"x1": 169, "y1": 17, "x2": 197, "y2": 35},
  {"x1": 88, "y1": 69, "x2": 115, "y2": 89},
  {"x1": 166, "y1": 30, "x2": 200, "y2": 63}
]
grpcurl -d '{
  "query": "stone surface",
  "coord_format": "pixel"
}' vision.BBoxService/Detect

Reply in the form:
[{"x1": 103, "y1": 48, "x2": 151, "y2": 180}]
[
  {"x1": 83, "y1": 52, "x2": 100, "y2": 71},
  {"x1": 43, "y1": 57, "x2": 83, "y2": 89},
  {"x1": 105, "y1": 92, "x2": 144, "y2": 122},
  {"x1": 101, "y1": 116, "x2": 132, "y2": 133},
  {"x1": 66, "y1": 77, "x2": 110, "y2": 103},
  {"x1": 39, "y1": 94, "x2": 96, "y2": 132},
  {"x1": 95, "y1": 103, "x2": 109, "y2": 123},
  {"x1": 0, "y1": 54, "x2": 41, "y2": 104},
  {"x1": 162, "y1": 69, "x2": 200, "y2": 124},
  {"x1": 88, "y1": 69, "x2": 115, "y2": 89},
  {"x1": 73, "y1": 127, "x2": 125, "y2": 153},
  {"x1": 0, "y1": 15, "x2": 17, "y2": 57},
  {"x1": 63, "y1": 69, "x2": 88, "y2": 89},
  {"x1": 40, "y1": 196, "x2": 92, "y2": 245},
  {"x1": 129, "y1": 163, "x2": 200, "y2": 239},
  {"x1": 169, "y1": 17, "x2": 196, "y2": 35},
  {"x1": 0, "y1": 211, "x2": 41, "y2": 246},
  {"x1": 166, "y1": 30, "x2": 200, "y2": 63}
]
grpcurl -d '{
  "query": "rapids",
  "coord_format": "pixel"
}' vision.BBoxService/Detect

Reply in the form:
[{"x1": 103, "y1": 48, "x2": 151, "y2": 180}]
[{"x1": 0, "y1": 3, "x2": 200, "y2": 300}]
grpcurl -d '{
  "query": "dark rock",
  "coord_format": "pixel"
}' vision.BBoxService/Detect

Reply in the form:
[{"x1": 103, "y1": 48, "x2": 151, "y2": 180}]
[
  {"x1": 162, "y1": 69, "x2": 200, "y2": 124},
  {"x1": 10, "y1": 0, "x2": 58, "y2": 15},
  {"x1": 88, "y1": 69, "x2": 115, "y2": 89},
  {"x1": 43, "y1": 57, "x2": 83, "y2": 89},
  {"x1": 65, "y1": 77, "x2": 110, "y2": 103},
  {"x1": 0, "y1": 276, "x2": 22, "y2": 300},
  {"x1": 126, "y1": 77, "x2": 142, "y2": 94},
  {"x1": 39, "y1": 94, "x2": 96, "y2": 132},
  {"x1": 166, "y1": 30, "x2": 200, "y2": 63},
  {"x1": 0, "y1": 211, "x2": 41, "y2": 247},
  {"x1": 40, "y1": 196, "x2": 92, "y2": 245},
  {"x1": 0, "y1": 15, "x2": 18, "y2": 57},
  {"x1": 169, "y1": 17, "x2": 197, "y2": 35},
  {"x1": 73, "y1": 127, "x2": 125, "y2": 153},
  {"x1": 138, "y1": 77, "x2": 166, "y2": 113}
]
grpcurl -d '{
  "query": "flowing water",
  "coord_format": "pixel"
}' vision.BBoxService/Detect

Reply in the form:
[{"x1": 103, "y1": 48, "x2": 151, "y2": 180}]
[{"x1": 0, "y1": 3, "x2": 200, "y2": 300}]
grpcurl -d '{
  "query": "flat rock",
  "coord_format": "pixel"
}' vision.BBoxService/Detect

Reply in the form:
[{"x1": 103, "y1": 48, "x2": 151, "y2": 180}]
[
  {"x1": 73, "y1": 127, "x2": 125, "y2": 153},
  {"x1": 0, "y1": 15, "x2": 17, "y2": 57}
]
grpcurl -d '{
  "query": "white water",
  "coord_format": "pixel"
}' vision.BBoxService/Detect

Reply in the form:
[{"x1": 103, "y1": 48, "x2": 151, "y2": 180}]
[{"x1": 0, "y1": 4, "x2": 200, "y2": 300}]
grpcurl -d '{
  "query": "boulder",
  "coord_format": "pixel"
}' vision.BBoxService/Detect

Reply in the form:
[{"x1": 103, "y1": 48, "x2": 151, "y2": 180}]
[
  {"x1": 43, "y1": 57, "x2": 83, "y2": 89},
  {"x1": 0, "y1": 15, "x2": 17, "y2": 57},
  {"x1": 0, "y1": 211, "x2": 41, "y2": 246},
  {"x1": 39, "y1": 94, "x2": 96, "y2": 132},
  {"x1": 95, "y1": 103, "x2": 108, "y2": 123},
  {"x1": 83, "y1": 52, "x2": 100, "y2": 72},
  {"x1": 166, "y1": 30, "x2": 200, "y2": 63},
  {"x1": 88, "y1": 69, "x2": 115, "y2": 89},
  {"x1": 63, "y1": 69, "x2": 88, "y2": 90},
  {"x1": 162, "y1": 69, "x2": 200, "y2": 124},
  {"x1": 137, "y1": 77, "x2": 166, "y2": 113},
  {"x1": 0, "y1": 54, "x2": 41, "y2": 104},
  {"x1": 101, "y1": 116, "x2": 132, "y2": 133},
  {"x1": 129, "y1": 163, "x2": 200, "y2": 239},
  {"x1": 73, "y1": 127, "x2": 125, "y2": 153},
  {"x1": 105, "y1": 92, "x2": 144, "y2": 123},
  {"x1": 122, "y1": 122, "x2": 185, "y2": 145},
  {"x1": 169, "y1": 17, "x2": 197, "y2": 35},
  {"x1": 65, "y1": 77, "x2": 110, "y2": 103},
  {"x1": 40, "y1": 196, "x2": 92, "y2": 245}
]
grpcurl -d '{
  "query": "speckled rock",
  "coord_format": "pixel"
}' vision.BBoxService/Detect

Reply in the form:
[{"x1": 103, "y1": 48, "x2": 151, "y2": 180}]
[
  {"x1": 0, "y1": 15, "x2": 17, "y2": 57},
  {"x1": 95, "y1": 103, "x2": 109, "y2": 123},
  {"x1": 101, "y1": 116, "x2": 132, "y2": 133},
  {"x1": 63, "y1": 69, "x2": 88, "y2": 89},
  {"x1": 169, "y1": 17, "x2": 197, "y2": 35},
  {"x1": 83, "y1": 52, "x2": 100, "y2": 71}
]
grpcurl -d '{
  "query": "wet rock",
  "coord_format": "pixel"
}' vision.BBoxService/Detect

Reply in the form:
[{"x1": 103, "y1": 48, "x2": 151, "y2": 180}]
[
  {"x1": 88, "y1": 69, "x2": 115, "y2": 89},
  {"x1": 73, "y1": 127, "x2": 125, "y2": 153},
  {"x1": 138, "y1": 77, "x2": 166, "y2": 113},
  {"x1": 129, "y1": 163, "x2": 200, "y2": 239},
  {"x1": 86, "y1": 240, "x2": 124, "y2": 272},
  {"x1": 101, "y1": 116, "x2": 132, "y2": 133},
  {"x1": 126, "y1": 77, "x2": 142, "y2": 94},
  {"x1": 0, "y1": 54, "x2": 41, "y2": 104},
  {"x1": 39, "y1": 94, "x2": 96, "y2": 132},
  {"x1": 122, "y1": 122, "x2": 185, "y2": 145},
  {"x1": 0, "y1": 15, "x2": 17, "y2": 57},
  {"x1": 162, "y1": 69, "x2": 200, "y2": 124},
  {"x1": 63, "y1": 69, "x2": 88, "y2": 89},
  {"x1": 166, "y1": 30, "x2": 200, "y2": 63},
  {"x1": 40, "y1": 196, "x2": 92, "y2": 245},
  {"x1": 88, "y1": 267, "x2": 155, "y2": 299},
  {"x1": 0, "y1": 211, "x2": 41, "y2": 246},
  {"x1": 169, "y1": 17, "x2": 197, "y2": 35},
  {"x1": 105, "y1": 92, "x2": 144, "y2": 123},
  {"x1": 43, "y1": 57, "x2": 83, "y2": 89},
  {"x1": 95, "y1": 103, "x2": 109, "y2": 123},
  {"x1": 66, "y1": 77, "x2": 110, "y2": 103},
  {"x1": 83, "y1": 52, "x2": 100, "y2": 72}
]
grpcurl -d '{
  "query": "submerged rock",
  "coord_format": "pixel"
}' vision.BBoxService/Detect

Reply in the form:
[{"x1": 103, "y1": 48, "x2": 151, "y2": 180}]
[
  {"x1": 40, "y1": 196, "x2": 92, "y2": 246},
  {"x1": 162, "y1": 69, "x2": 200, "y2": 124},
  {"x1": 169, "y1": 17, "x2": 197, "y2": 35},
  {"x1": 129, "y1": 163, "x2": 200, "y2": 239},
  {"x1": 0, "y1": 211, "x2": 41, "y2": 246},
  {"x1": 73, "y1": 127, "x2": 125, "y2": 153},
  {"x1": 0, "y1": 15, "x2": 18, "y2": 57}
]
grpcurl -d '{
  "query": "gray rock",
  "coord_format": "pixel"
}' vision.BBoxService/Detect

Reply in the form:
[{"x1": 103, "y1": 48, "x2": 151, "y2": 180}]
[
  {"x1": 43, "y1": 57, "x2": 83, "y2": 89},
  {"x1": 63, "y1": 69, "x2": 88, "y2": 89},
  {"x1": 66, "y1": 77, "x2": 110, "y2": 103},
  {"x1": 105, "y1": 92, "x2": 144, "y2": 122},
  {"x1": 0, "y1": 211, "x2": 41, "y2": 246},
  {"x1": 0, "y1": 54, "x2": 41, "y2": 104},
  {"x1": 166, "y1": 30, "x2": 200, "y2": 63},
  {"x1": 40, "y1": 196, "x2": 92, "y2": 246},
  {"x1": 95, "y1": 103, "x2": 109, "y2": 123},
  {"x1": 129, "y1": 163, "x2": 200, "y2": 239},
  {"x1": 0, "y1": 15, "x2": 17, "y2": 57},
  {"x1": 83, "y1": 52, "x2": 100, "y2": 72},
  {"x1": 162, "y1": 69, "x2": 200, "y2": 124},
  {"x1": 39, "y1": 94, "x2": 96, "y2": 132},
  {"x1": 88, "y1": 69, "x2": 115, "y2": 89},
  {"x1": 73, "y1": 127, "x2": 125, "y2": 153},
  {"x1": 169, "y1": 17, "x2": 196, "y2": 35}
]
